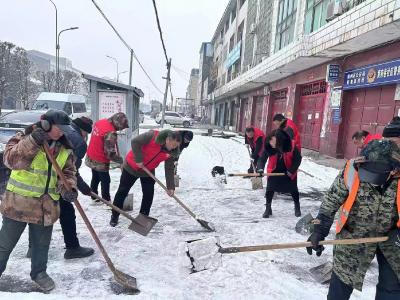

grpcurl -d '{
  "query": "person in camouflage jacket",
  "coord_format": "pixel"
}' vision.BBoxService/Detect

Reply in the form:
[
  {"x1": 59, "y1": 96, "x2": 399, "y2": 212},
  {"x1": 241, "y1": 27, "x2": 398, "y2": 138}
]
[{"x1": 307, "y1": 118, "x2": 400, "y2": 299}]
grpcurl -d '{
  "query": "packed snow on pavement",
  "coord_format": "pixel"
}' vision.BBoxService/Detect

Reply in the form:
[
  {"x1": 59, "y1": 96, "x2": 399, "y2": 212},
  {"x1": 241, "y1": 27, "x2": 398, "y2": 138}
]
[{"x1": 0, "y1": 133, "x2": 379, "y2": 299}]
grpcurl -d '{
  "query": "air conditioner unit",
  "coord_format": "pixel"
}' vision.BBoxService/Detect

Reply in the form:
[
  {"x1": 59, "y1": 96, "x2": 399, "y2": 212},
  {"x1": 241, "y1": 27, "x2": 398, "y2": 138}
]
[
  {"x1": 249, "y1": 23, "x2": 257, "y2": 34},
  {"x1": 326, "y1": 0, "x2": 346, "y2": 21}
]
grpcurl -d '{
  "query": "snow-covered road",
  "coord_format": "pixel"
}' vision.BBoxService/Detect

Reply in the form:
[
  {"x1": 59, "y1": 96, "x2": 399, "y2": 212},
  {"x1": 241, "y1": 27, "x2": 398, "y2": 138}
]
[{"x1": 0, "y1": 133, "x2": 378, "y2": 299}]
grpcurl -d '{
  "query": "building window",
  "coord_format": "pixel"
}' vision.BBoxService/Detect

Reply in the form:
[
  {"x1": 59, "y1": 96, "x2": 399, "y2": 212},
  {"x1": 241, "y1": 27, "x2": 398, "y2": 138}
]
[
  {"x1": 231, "y1": 7, "x2": 236, "y2": 24},
  {"x1": 237, "y1": 21, "x2": 244, "y2": 43},
  {"x1": 240, "y1": 0, "x2": 246, "y2": 8},
  {"x1": 275, "y1": 0, "x2": 297, "y2": 52},
  {"x1": 304, "y1": 0, "x2": 330, "y2": 34},
  {"x1": 225, "y1": 19, "x2": 229, "y2": 33},
  {"x1": 229, "y1": 35, "x2": 235, "y2": 52}
]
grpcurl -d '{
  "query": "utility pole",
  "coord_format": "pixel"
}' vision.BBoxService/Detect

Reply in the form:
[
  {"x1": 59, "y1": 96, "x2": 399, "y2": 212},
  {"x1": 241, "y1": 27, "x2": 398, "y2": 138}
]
[
  {"x1": 129, "y1": 49, "x2": 133, "y2": 85},
  {"x1": 160, "y1": 58, "x2": 171, "y2": 128}
]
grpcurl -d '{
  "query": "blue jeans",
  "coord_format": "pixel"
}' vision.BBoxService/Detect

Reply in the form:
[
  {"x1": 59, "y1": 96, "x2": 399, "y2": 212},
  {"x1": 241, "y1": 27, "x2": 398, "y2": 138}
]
[
  {"x1": 0, "y1": 216, "x2": 53, "y2": 279},
  {"x1": 328, "y1": 248, "x2": 400, "y2": 300}
]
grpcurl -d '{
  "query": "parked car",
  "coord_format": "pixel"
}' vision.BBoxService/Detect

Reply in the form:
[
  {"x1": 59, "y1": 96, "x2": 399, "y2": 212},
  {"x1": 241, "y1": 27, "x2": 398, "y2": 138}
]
[
  {"x1": 139, "y1": 110, "x2": 144, "y2": 123},
  {"x1": 0, "y1": 111, "x2": 43, "y2": 197},
  {"x1": 32, "y1": 92, "x2": 88, "y2": 119},
  {"x1": 155, "y1": 111, "x2": 193, "y2": 127}
]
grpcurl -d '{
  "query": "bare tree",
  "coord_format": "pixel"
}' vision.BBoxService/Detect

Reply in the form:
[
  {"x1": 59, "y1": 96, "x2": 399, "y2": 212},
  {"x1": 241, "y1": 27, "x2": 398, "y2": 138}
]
[{"x1": 0, "y1": 42, "x2": 15, "y2": 114}]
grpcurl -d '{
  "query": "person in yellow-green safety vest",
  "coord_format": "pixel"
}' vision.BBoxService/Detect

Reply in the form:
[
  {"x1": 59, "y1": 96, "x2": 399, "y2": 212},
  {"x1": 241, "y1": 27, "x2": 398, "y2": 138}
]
[{"x1": 0, "y1": 110, "x2": 77, "y2": 292}]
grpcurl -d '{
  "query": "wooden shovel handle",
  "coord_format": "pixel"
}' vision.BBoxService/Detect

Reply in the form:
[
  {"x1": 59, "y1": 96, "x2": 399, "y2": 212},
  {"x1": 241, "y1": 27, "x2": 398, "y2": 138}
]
[
  {"x1": 220, "y1": 237, "x2": 389, "y2": 253},
  {"x1": 141, "y1": 166, "x2": 197, "y2": 219},
  {"x1": 90, "y1": 192, "x2": 137, "y2": 223},
  {"x1": 42, "y1": 143, "x2": 117, "y2": 272},
  {"x1": 228, "y1": 173, "x2": 285, "y2": 177}
]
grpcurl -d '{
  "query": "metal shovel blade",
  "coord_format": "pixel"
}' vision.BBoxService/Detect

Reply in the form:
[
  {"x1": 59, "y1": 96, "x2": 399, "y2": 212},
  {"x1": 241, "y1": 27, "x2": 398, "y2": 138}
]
[
  {"x1": 295, "y1": 213, "x2": 314, "y2": 234},
  {"x1": 309, "y1": 261, "x2": 332, "y2": 284},
  {"x1": 128, "y1": 213, "x2": 158, "y2": 236},
  {"x1": 197, "y1": 218, "x2": 215, "y2": 232},
  {"x1": 250, "y1": 177, "x2": 263, "y2": 190},
  {"x1": 113, "y1": 269, "x2": 140, "y2": 293}
]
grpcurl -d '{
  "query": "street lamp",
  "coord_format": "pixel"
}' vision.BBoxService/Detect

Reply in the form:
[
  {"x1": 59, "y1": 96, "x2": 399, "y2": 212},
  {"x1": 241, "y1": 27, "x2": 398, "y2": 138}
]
[
  {"x1": 118, "y1": 70, "x2": 128, "y2": 83},
  {"x1": 56, "y1": 26, "x2": 79, "y2": 91},
  {"x1": 106, "y1": 55, "x2": 119, "y2": 82},
  {"x1": 48, "y1": 0, "x2": 57, "y2": 78}
]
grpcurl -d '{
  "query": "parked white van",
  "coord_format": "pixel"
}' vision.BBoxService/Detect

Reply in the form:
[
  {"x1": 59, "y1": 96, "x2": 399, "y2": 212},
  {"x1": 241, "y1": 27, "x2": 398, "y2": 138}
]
[{"x1": 32, "y1": 92, "x2": 88, "y2": 118}]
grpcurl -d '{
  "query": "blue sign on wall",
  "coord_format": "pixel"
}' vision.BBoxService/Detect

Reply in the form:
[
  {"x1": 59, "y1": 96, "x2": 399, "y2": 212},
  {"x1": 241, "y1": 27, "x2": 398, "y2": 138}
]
[
  {"x1": 326, "y1": 64, "x2": 340, "y2": 83},
  {"x1": 225, "y1": 41, "x2": 242, "y2": 70},
  {"x1": 332, "y1": 108, "x2": 341, "y2": 125},
  {"x1": 343, "y1": 58, "x2": 400, "y2": 90}
]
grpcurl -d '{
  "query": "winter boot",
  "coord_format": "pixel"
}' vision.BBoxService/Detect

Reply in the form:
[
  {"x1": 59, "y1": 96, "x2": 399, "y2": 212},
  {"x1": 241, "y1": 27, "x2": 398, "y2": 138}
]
[
  {"x1": 294, "y1": 202, "x2": 301, "y2": 217},
  {"x1": 64, "y1": 246, "x2": 95, "y2": 260},
  {"x1": 26, "y1": 247, "x2": 32, "y2": 259},
  {"x1": 32, "y1": 271, "x2": 55, "y2": 292},
  {"x1": 262, "y1": 203, "x2": 272, "y2": 218},
  {"x1": 110, "y1": 215, "x2": 119, "y2": 227}
]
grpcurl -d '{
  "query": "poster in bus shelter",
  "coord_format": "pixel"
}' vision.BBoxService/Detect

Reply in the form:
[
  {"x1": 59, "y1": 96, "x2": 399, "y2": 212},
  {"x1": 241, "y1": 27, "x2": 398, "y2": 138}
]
[{"x1": 98, "y1": 91, "x2": 126, "y2": 119}]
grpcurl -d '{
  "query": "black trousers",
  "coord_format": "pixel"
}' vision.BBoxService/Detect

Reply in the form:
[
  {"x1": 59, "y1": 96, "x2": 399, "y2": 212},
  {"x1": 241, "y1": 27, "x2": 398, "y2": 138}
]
[
  {"x1": 265, "y1": 190, "x2": 300, "y2": 204},
  {"x1": 112, "y1": 169, "x2": 155, "y2": 217},
  {"x1": 59, "y1": 198, "x2": 79, "y2": 249},
  {"x1": 90, "y1": 169, "x2": 111, "y2": 201},
  {"x1": 0, "y1": 216, "x2": 53, "y2": 279},
  {"x1": 328, "y1": 248, "x2": 400, "y2": 300}
]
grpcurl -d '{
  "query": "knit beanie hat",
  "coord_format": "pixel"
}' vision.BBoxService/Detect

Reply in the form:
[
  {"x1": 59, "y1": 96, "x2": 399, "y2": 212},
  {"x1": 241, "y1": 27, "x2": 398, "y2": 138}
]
[
  {"x1": 73, "y1": 116, "x2": 93, "y2": 133},
  {"x1": 382, "y1": 117, "x2": 400, "y2": 138}
]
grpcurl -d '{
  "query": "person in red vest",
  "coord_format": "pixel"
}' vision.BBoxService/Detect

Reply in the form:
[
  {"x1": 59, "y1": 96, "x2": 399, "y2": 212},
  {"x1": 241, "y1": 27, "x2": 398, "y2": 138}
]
[
  {"x1": 245, "y1": 127, "x2": 265, "y2": 173},
  {"x1": 306, "y1": 119, "x2": 400, "y2": 299},
  {"x1": 352, "y1": 130, "x2": 382, "y2": 149},
  {"x1": 109, "y1": 129, "x2": 181, "y2": 226},
  {"x1": 86, "y1": 112, "x2": 129, "y2": 202},
  {"x1": 273, "y1": 114, "x2": 301, "y2": 151},
  {"x1": 257, "y1": 129, "x2": 302, "y2": 218}
]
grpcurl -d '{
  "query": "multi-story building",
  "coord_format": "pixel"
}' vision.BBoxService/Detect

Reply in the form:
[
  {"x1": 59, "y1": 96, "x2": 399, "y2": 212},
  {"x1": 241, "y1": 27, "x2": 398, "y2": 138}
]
[
  {"x1": 185, "y1": 68, "x2": 200, "y2": 115},
  {"x1": 27, "y1": 50, "x2": 73, "y2": 73},
  {"x1": 204, "y1": 0, "x2": 400, "y2": 159},
  {"x1": 198, "y1": 42, "x2": 214, "y2": 119}
]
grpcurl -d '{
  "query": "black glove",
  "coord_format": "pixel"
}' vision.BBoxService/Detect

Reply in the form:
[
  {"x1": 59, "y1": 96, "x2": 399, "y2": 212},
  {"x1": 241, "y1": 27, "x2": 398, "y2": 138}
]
[
  {"x1": 63, "y1": 189, "x2": 78, "y2": 202},
  {"x1": 306, "y1": 213, "x2": 333, "y2": 256},
  {"x1": 114, "y1": 156, "x2": 123, "y2": 164},
  {"x1": 77, "y1": 175, "x2": 91, "y2": 196},
  {"x1": 389, "y1": 228, "x2": 400, "y2": 248},
  {"x1": 306, "y1": 232, "x2": 325, "y2": 256},
  {"x1": 31, "y1": 128, "x2": 48, "y2": 145}
]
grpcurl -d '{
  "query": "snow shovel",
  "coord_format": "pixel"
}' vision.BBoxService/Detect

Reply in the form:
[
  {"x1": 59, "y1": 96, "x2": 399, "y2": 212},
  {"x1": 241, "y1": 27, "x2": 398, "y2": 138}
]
[
  {"x1": 246, "y1": 145, "x2": 263, "y2": 190},
  {"x1": 141, "y1": 166, "x2": 215, "y2": 232},
  {"x1": 90, "y1": 192, "x2": 158, "y2": 237},
  {"x1": 43, "y1": 143, "x2": 139, "y2": 293},
  {"x1": 185, "y1": 236, "x2": 388, "y2": 272}
]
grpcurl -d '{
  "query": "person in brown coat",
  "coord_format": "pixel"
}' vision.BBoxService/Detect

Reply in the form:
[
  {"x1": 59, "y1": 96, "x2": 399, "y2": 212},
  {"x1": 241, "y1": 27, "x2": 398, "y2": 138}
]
[{"x1": 0, "y1": 110, "x2": 77, "y2": 292}]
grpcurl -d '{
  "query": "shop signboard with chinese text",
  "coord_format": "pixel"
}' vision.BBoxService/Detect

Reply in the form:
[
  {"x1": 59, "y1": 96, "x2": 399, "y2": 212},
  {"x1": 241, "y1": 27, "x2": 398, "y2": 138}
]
[{"x1": 343, "y1": 58, "x2": 400, "y2": 90}]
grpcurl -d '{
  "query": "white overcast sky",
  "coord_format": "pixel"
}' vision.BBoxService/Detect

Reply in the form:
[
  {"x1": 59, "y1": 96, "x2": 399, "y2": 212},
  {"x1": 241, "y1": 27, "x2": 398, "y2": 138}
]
[{"x1": 0, "y1": 0, "x2": 228, "y2": 103}]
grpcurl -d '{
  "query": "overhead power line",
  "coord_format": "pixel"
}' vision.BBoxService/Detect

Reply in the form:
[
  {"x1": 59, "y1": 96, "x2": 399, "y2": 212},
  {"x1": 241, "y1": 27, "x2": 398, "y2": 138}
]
[
  {"x1": 151, "y1": 0, "x2": 169, "y2": 63},
  {"x1": 91, "y1": 0, "x2": 163, "y2": 94}
]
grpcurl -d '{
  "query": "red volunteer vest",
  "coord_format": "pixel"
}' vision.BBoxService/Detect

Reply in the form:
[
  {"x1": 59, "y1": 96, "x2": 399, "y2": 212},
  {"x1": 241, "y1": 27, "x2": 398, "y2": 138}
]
[
  {"x1": 126, "y1": 131, "x2": 170, "y2": 171},
  {"x1": 267, "y1": 146, "x2": 296, "y2": 180},
  {"x1": 250, "y1": 127, "x2": 266, "y2": 156},
  {"x1": 363, "y1": 133, "x2": 382, "y2": 146},
  {"x1": 87, "y1": 119, "x2": 116, "y2": 163},
  {"x1": 285, "y1": 119, "x2": 301, "y2": 150}
]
